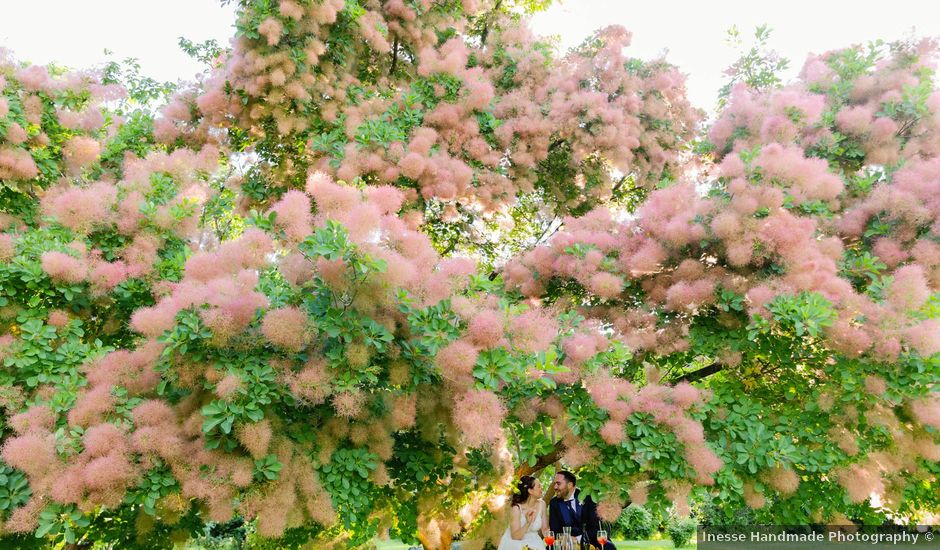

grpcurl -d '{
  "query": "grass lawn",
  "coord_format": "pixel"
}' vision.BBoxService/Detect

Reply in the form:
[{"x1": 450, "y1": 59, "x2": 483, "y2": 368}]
[
  {"x1": 374, "y1": 539, "x2": 696, "y2": 549},
  {"x1": 614, "y1": 541, "x2": 696, "y2": 549}
]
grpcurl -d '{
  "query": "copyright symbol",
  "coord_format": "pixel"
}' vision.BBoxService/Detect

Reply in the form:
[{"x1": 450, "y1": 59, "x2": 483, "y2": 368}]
[{"x1": 926, "y1": 532, "x2": 934, "y2": 542}]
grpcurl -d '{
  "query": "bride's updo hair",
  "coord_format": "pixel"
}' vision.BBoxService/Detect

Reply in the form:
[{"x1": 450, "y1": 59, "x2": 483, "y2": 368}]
[{"x1": 511, "y1": 475, "x2": 537, "y2": 506}]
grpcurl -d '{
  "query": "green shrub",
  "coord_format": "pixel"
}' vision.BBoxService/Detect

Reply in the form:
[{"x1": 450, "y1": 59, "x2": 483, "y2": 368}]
[
  {"x1": 694, "y1": 492, "x2": 758, "y2": 527},
  {"x1": 615, "y1": 504, "x2": 655, "y2": 540},
  {"x1": 666, "y1": 517, "x2": 697, "y2": 548}
]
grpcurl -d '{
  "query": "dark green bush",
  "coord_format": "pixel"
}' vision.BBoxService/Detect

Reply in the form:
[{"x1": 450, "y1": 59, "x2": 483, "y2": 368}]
[
  {"x1": 666, "y1": 517, "x2": 697, "y2": 548},
  {"x1": 615, "y1": 504, "x2": 655, "y2": 540}
]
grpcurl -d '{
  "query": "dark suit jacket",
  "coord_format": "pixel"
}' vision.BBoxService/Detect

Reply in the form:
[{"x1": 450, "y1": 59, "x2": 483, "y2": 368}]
[{"x1": 548, "y1": 489, "x2": 616, "y2": 549}]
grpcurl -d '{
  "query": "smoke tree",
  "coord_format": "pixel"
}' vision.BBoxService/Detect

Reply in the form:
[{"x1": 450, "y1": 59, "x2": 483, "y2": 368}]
[{"x1": 0, "y1": 1, "x2": 937, "y2": 548}]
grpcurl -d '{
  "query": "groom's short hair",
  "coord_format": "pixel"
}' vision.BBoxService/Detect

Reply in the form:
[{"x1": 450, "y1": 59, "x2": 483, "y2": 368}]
[{"x1": 557, "y1": 470, "x2": 577, "y2": 485}]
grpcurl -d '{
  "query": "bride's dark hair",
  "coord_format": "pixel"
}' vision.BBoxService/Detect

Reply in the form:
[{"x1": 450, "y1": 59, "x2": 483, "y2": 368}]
[{"x1": 510, "y1": 475, "x2": 537, "y2": 506}]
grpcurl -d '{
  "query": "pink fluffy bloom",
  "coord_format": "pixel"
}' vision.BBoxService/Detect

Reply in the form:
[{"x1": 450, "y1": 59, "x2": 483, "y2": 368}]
[
  {"x1": 743, "y1": 482, "x2": 766, "y2": 509},
  {"x1": 596, "y1": 499, "x2": 623, "y2": 522},
  {"x1": 339, "y1": 203, "x2": 381, "y2": 242},
  {"x1": 759, "y1": 211, "x2": 815, "y2": 255},
  {"x1": 2, "y1": 432, "x2": 58, "y2": 478},
  {"x1": 562, "y1": 440, "x2": 599, "y2": 468},
  {"x1": 5, "y1": 122, "x2": 27, "y2": 145},
  {"x1": 904, "y1": 319, "x2": 940, "y2": 357},
  {"x1": 41, "y1": 251, "x2": 87, "y2": 284},
  {"x1": 215, "y1": 374, "x2": 243, "y2": 400},
  {"x1": 888, "y1": 265, "x2": 930, "y2": 311},
  {"x1": 62, "y1": 136, "x2": 100, "y2": 175},
  {"x1": 270, "y1": 189, "x2": 313, "y2": 241},
  {"x1": 237, "y1": 419, "x2": 272, "y2": 459},
  {"x1": 665, "y1": 279, "x2": 716, "y2": 311},
  {"x1": 257, "y1": 17, "x2": 284, "y2": 46},
  {"x1": 132, "y1": 400, "x2": 175, "y2": 427},
  {"x1": 872, "y1": 238, "x2": 908, "y2": 268},
  {"x1": 67, "y1": 385, "x2": 114, "y2": 427},
  {"x1": 435, "y1": 339, "x2": 479, "y2": 380},
  {"x1": 366, "y1": 185, "x2": 405, "y2": 214},
  {"x1": 628, "y1": 483, "x2": 649, "y2": 506},
  {"x1": 196, "y1": 88, "x2": 227, "y2": 115},
  {"x1": 686, "y1": 444, "x2": 722, "y2": 482},
  {"x1": 468, "y1": 310, "x2": 504, "y2": 349},
  {"x1": 626, "y1": 239, "x2": 668, "y2": 276},
  {"x1": 332, "y1": 391, "x2": 366, "y2": 418},
  {"x1": 185, "y1": 250, "x2": 231, "y2": 282},
  {"x1": 57, "y1": 108, "x2": 82, "y2": 129},
  {"x1": 390, "y1": 394, "x2": 417, "y2": 430},
  {"x1": 599, "y1": 420, "x2": 625, "y2": 445},
  {"x1": 508, "y1": 309, "x2": 557, "y2": 354},
  {"x1": 279, "y1": 252, "x2": 314, "y2": 285},
  {"x1": 911, "y1": 239, "x2": 940, "y2": 268},
  {"x1": 130, "y1": 301, "x2": 181, "y2": 338},
  {"x1": 9, "y1": 406, "x2": 55, "y2": 435},
  {"x1": 910, "y1": 395, "x2": 940, "y2": 429},
  {"x1": 586, "y1": 374, "x2": 631, "y2": 412},
  {"x1": 0, "y1": 146, "x2": 39, "y2": 180},
  {"x1": 746, "y1": 285, "x2": 776, "y2": 316},
  {"x1": 261, "y1": 306, "x2": 308, "y2": 351},
  {"x1": 711, "y1": 211, "x2": 741, "y2": 239},
  {"x1": 290, "y1": 359, "x2": 332, "y2": 405},
  {"x1": 562, "y1": 333, "x2": 598, "y2": 365},
  {"x1": 83, "y1": 423, "x2": 127, "y2": 457},
  {"x1": 16, "y1": 65, "x2": 51, "y2": 90},
  {"x1": 452, "y1": 389, "x2": 506, "y2": 447},
  {"x1": 673, "y1": 418, "x2": 705, "y2": 444},
  {"x1": 588, "y1": 271, "x2": 624, "y2": 299},
  {"x1": 763, "y1": 465, "x2": 800, "y2": 495},
  {"x1": 42, "y1": 182, "x2": 117, "y2": 232},
  {"x1": 398, "y1": 152, "x2": 427, "y2": 179},
  {"x1": 316, "y1": 257, "x2": 348, "y2": 288},
  {"x1": 47, "y1": 309, "x2": 70, "y2": 327},
  {"x1": 835, "y1": 105, "x2": 875, "y2": 134},
  {"x1": 89, "y1": 260, "x2": 129, "y2": 292},
  {"x1": 305, "y1": 173, "x2": 359, "y2": 213},
  {"x1": 540, "y1": 395, "x2": 565, "y2": 418},
  {"x1": 671, "y1": 382, "x2": 700, "y2": 408},
  {"x1": 5, "y1": 497, "x2": 43, "y2": 533},
  {"x1": 827, "y1": 319, "x2": 872, "y2": 357},
  {"x1": 278, "y1": 0, "x2": 305, "y2": 19},
  {"x1": 837, "y1": 464, "x2": 883, "y2": 503},
  {"x1": 0, "y1": 233, "x2": 15, "y2": 261},
  {"x1": 666, "y1": 481, "x2": 692, "y2": 517},
  {"x1": 863, "y1": 375, "x2": 887, "y2": 396},
  {"x1": 83, "y1": 453, "x2": 137, "y2": 491}
]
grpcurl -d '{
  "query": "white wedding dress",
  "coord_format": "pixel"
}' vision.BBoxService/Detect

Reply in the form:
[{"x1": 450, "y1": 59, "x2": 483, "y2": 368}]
[{"x1": 497, "y1": 504, "x2": 546, "y2": 550}]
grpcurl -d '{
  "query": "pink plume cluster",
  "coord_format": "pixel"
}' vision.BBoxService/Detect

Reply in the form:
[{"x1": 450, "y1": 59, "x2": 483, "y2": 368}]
[{"x1": 452, "y1": 389, "x2": 507, "y2": 448}]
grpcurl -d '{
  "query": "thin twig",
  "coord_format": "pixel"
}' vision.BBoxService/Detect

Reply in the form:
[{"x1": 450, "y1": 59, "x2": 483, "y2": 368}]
[{"x1": 389, "y1": 36, "x2": 399, "y2": 76}]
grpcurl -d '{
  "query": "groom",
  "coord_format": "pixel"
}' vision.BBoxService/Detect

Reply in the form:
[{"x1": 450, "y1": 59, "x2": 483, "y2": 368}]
[{"x1": 548, "y1": 471, "x2": 616, "y2": 550}]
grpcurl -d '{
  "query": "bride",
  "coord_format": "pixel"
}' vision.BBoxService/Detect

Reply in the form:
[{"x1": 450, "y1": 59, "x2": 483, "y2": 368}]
[{"x1": 498, "y1": 476, "x2": 546, "y2": 550}]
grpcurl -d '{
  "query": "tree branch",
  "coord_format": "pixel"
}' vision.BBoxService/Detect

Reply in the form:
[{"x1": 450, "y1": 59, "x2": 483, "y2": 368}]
[
  {"x1": 673, "y1": 361, "x2": 723, "y2": 383},
  {"x1": 516, "y1": 439, "x2": 566, "y2": 478},
  {"x1": 480, "y1": 0, "x2": 503, "y2": 47},
  {"x1": 611, "y1": 174, "x2": 630, "y2": 196},
  {"x1": 389, "y1": 36, "x2": 399, "y2": 76},
  {"x1": 510, "y1": 426, "x2": 523, "y2": 459}
]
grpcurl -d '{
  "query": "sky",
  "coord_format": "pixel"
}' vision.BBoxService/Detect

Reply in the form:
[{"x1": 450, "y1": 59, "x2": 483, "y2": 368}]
[
  {"x1": 0, "y1": 0, "x2": 236, "y2": 84},
  {"x1": 1, "y1": 0, "x2": 938, "y2": 111},
  {"x1": 530, "y1": 0, "x2": 940, "y2": 111}
]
